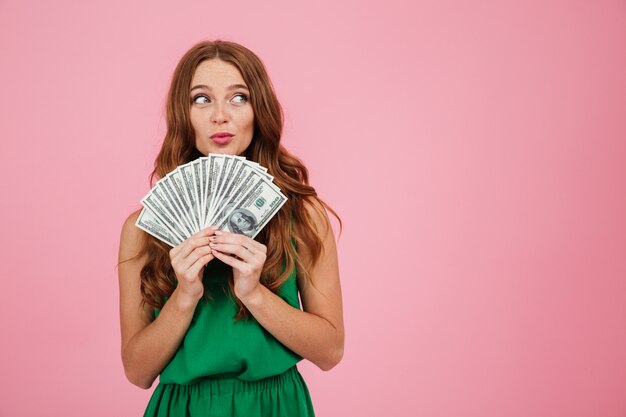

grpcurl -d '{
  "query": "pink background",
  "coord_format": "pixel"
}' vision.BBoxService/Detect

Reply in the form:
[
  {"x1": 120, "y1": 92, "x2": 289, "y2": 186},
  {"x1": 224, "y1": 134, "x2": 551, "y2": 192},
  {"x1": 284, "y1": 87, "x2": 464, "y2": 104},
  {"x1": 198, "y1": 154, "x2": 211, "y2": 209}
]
[{"x1": 1, "y1": 0, "x2": 625, "y2": 416}]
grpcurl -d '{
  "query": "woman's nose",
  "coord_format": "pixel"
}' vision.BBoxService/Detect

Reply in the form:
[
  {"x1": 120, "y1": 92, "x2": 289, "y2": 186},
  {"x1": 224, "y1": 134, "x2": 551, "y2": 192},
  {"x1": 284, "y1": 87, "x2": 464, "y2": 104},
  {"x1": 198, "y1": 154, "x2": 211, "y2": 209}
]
[{"x1": 211, "y1": 102, "x2": 228, "y2": 124}]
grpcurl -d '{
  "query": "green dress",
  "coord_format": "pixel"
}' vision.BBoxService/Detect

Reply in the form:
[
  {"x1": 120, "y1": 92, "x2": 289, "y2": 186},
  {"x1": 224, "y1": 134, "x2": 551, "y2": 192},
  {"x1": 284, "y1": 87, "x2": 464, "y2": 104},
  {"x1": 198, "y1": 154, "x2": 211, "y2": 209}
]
[{"x1": 143, "y1": 259, "x2": 316, "y2": 417}]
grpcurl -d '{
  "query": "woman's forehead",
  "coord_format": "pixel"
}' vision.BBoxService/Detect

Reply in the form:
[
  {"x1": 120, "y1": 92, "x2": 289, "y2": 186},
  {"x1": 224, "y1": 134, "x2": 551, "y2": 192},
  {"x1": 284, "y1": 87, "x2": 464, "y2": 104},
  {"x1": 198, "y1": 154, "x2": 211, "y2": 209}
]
[{"x1": 191, "y1": 59, "x2": 246, "y2": 88}]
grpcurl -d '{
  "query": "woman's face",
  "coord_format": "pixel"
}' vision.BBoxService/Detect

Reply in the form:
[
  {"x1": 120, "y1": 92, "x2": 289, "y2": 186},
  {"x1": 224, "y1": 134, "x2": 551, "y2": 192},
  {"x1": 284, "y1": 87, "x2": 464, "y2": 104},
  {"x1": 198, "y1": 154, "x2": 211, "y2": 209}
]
[{"x1": 189, "y1": 59, "x2": 255, "y2": 156}]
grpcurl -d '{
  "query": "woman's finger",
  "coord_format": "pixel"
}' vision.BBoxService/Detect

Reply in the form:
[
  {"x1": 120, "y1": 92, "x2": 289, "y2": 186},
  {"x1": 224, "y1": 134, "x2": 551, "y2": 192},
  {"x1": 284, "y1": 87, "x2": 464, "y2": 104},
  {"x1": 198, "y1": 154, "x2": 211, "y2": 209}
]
[
  {"x1": 177, "y1": 245, "x2": 214, "y2": 273},
  {"x1": 176, "y1": 236, "x2": 213, "y2": 260},
  {"x1": 171, "y1": 228, "x2": 216, "y2": 260},
  {"x1": 187, "y1": 252, "x2": 215, "y2": 278},
  {"x1": 211, "y1": 231, "x2": 266, "y2": 254},
  {"x1": 211, "y1": 248, "x2": 248, "y2": 271},
  {"x1": 209, "y1": 242, "x2": 257, "y2": 262}
]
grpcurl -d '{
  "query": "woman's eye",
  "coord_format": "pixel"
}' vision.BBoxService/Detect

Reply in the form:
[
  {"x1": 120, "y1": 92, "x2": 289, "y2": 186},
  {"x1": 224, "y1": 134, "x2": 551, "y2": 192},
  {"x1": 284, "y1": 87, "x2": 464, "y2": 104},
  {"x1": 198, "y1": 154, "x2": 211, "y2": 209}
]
[
  {"x1": 231, "y1": 93, "x2": 248, "y2": 104},
  {"x1": 193, "y1": 95, "x2": 210, "y2": 104}
]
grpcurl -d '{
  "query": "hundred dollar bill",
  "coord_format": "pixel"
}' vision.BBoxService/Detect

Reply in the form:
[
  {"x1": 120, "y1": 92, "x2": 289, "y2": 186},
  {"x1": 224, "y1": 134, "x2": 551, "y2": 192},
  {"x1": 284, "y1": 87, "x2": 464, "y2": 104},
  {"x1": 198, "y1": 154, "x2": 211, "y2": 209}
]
[
  {"x1": 215, "y1": 176, "x2": 288, "y2": 238},
  {"x1": 190, "y1": 159, "x2": 203, "y2": 227},
  {"x1": 208, "y1": 168, "x2": 262, "y2": 228},
  {"x1": 156, "y1": 177, "x2": 196, "y2": 237},
  {"x1": 237, "y1": 156, "x2": 273, "y2": 181},
  {"x1": 209, "y1": 163, "x2": 255, "y2": 227},
  {"x1": 201, "y1": 154, "x2": 223, "y2": 226},
  {"x1": 141, "y1": 192, "x2": 187, "y2": 242},
  {"x1": 178, "y1": 161, "x2": 201, "y2": 231},
  {"x1": 211, "y1": 156, "x2": 243, "y2": 220},
  {"x1": 145, "y1": 185, "x2": 191, "y2": 239},
  {"x1": 198, "y1": 157, "x2": 209, "y2": 226},
  {"x1": 135, "y1": 207, "x2": 181, "y2": 247},
  {"x1": 136, "y1": 153, "x2": 288, "y2": 246},
  {"x1": 209, "y1": 154, "x2": 233, "y2": 219},
  {"x1": 166, "y1": 169, "x2": 199, "y2": 232}
]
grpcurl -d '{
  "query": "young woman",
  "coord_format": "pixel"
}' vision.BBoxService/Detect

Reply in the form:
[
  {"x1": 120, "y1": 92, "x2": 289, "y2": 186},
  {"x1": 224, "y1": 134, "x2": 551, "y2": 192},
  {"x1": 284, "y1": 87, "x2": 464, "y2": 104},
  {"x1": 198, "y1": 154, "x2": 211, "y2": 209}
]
[{"x1": 118, "y1": 40, "x2": 344, "y2": 416}]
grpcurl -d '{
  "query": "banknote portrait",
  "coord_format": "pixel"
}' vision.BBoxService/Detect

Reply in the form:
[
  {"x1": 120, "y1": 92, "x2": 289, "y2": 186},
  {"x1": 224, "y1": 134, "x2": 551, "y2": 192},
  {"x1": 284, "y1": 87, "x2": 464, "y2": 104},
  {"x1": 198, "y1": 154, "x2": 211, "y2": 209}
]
[{"x1": 227, "y1": 208, "x2": 257, "y2": 236}]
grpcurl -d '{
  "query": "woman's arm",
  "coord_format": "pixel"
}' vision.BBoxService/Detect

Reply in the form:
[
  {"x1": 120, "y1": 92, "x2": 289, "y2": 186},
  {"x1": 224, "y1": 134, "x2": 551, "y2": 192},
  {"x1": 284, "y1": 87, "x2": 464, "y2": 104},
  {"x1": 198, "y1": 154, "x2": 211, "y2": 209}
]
[
  {"x1": 118, "y1": 211, "x2": 215, "y2": 389},
  {"x1": 211, "y1": 200, "x2": 344, "y2": 371}
]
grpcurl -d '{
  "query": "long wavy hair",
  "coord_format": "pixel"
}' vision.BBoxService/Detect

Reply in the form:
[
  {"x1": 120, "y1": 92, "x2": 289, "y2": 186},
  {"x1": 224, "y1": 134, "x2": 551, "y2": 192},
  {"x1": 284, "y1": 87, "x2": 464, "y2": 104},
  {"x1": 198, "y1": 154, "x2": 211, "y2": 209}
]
[{"x1": 131, "y1": 40, "x2": 340, "y2": 320}]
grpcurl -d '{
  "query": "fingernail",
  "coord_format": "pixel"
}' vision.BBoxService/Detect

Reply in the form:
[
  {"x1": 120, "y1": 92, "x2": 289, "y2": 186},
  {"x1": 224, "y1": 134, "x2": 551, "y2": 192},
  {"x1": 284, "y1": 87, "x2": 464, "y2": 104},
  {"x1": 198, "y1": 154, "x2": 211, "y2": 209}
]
[
  {"x1": 211, "y1": 225, "x2": 220, "y2": 230},
  {"x1": 215, "y1": 230, "x2": 223, "y2": 236}
]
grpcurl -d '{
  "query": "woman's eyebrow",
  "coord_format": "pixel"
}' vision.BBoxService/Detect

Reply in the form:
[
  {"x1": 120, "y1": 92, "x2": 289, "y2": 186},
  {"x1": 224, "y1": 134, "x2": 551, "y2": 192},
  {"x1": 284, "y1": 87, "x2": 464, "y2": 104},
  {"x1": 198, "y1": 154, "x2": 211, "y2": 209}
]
[{"x1": 190, "y1": 84, "x2": 249, "y2": 91}]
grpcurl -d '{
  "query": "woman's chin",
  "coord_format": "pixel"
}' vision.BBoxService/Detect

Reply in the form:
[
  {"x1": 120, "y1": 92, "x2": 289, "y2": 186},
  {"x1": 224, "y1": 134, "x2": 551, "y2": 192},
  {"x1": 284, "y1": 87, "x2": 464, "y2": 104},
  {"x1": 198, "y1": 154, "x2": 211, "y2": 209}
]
[{"x1": 196, "y1": 142, "x2": 250, "y2": 157}]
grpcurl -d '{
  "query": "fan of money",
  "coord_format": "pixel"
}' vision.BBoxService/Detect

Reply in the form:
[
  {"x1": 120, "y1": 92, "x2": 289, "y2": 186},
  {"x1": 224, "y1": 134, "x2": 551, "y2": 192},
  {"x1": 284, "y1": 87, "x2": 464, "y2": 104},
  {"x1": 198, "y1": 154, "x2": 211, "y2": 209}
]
[{"x1": 135, "y1": 153, "x2": 287, "y2": 247}]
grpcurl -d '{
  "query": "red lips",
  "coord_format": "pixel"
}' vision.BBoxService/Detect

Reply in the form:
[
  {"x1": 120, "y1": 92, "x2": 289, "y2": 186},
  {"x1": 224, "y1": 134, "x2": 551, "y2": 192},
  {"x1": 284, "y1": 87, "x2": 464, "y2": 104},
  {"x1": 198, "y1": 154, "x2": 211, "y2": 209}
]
[
  {"x1": 210, "y1": 132, "x2": 234, "y2": 145},
  {"x1": 210, "y1": 132, "x2": 234, "y2": 138}
]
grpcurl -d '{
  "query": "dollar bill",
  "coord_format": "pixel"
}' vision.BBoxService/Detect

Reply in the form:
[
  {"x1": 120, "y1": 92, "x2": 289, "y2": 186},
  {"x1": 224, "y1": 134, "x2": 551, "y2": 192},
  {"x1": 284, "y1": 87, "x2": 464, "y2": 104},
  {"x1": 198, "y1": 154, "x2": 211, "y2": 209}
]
[
  {"x1": 167, "y1": 169, "x2": 198, "y2": 231},
  {"x1": 137, "y1": 153, "x2": 288, "y2": 246},
  {"x1": 202, "y1": 154, "x2": 222, "y2": 225},
  {"x1": 198, "y1": 157, "x2": 209, "y2": 225},
  {"x1": 216, "y1": 176, "x2": 287, "y2": 238},
  {"x1": 156, "y1": 176, "x2": 196, "y2": 237},
  {"x1": 190, "y1": 160, "x2": 203, "y2": 226},
  {"x1": 178, "y1": 162, "x2": 200, "y2": 230},
  {"x1": 209, "y1": 154, "x2": 232, "y2": 219},
  {"x1": 141, "y1": 192, "x2": 187, "y2": 242},
  {"x1": 208, "y1": 168, "x2": 262, "y2": 228},
  {"x1": 135, "y1": 207, "x2": 182, "y2": 247},
  {"x1": 210, "y1": 156, "x2": 243, "y2": 223}
]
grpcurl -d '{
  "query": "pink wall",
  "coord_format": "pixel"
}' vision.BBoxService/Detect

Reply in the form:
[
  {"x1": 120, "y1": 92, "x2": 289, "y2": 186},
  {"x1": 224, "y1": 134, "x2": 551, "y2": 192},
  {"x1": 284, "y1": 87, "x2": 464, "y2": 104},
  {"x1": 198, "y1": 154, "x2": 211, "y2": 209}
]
[{"x1": 1, "y1": 0, "x2": 625, "y2": 416}]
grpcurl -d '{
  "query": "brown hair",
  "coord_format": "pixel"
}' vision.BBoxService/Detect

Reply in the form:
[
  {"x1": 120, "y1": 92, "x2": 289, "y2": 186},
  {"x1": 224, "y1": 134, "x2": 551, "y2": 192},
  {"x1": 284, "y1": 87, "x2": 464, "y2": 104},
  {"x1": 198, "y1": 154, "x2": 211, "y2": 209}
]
[{"x1": 133, "y1": 40, "x2": 340, "y2": 320}]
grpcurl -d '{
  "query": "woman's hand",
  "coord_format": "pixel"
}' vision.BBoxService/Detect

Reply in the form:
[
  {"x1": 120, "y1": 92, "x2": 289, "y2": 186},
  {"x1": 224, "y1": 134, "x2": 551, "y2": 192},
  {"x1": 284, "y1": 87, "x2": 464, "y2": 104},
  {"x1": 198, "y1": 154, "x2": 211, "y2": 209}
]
[
  {"x1": 169, "y1": 227, "x2": 217, "y2": 303},
  {"x1": 208, "y1": 230, "x2": 267, "y2": 301}
]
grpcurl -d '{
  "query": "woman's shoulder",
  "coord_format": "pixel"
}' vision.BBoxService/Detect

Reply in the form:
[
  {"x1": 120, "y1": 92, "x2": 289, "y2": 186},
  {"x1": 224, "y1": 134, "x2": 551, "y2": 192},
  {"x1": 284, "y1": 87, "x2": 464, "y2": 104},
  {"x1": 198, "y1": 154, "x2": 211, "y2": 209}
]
[
  {"x1": 119, "y1": 209, "x2": 145, "y2": 260},
  {"x1": 121, "y1": 209, "x2": 143, "y2": 239},
  {"x1": 123, "y1": 208, "x2": 142, "y2": 225},
  {"x1": 301, "y1": 197, "x2": 333, "y2": 236}
]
